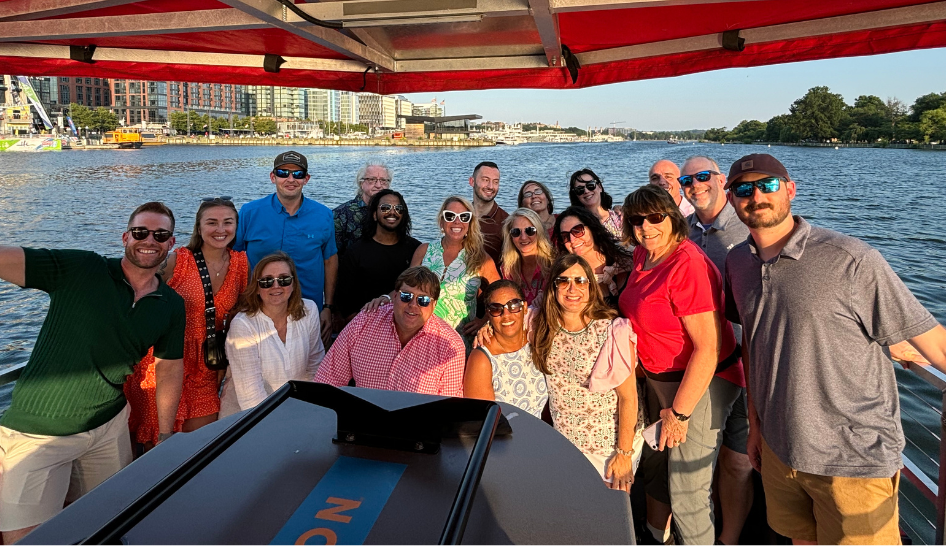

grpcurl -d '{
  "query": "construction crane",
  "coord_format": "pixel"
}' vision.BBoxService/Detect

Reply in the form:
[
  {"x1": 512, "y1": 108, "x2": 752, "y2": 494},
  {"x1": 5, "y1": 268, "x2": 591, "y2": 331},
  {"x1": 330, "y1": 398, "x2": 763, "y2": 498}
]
[{"x1": 610, "y1": 121, "x2": 625, "y2": 135}]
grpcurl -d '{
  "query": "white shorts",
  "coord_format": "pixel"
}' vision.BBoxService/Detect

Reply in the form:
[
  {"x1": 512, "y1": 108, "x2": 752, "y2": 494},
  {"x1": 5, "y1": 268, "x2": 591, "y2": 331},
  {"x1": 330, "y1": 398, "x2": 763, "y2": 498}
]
[
  {"x1": 584, "y1": 429, "x2": 645, "y2": 483},
  {"x1": 0, "y1": 404, "x2": 133, "y2": 531}
]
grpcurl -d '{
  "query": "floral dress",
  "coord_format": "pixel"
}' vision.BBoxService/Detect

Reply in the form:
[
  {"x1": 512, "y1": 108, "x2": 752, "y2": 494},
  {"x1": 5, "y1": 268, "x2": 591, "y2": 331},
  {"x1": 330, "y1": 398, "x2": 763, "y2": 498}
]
[
  {"x1": 479, "y1": 345, "x2": 547, "y2": 418},
  {"x1": 601, "y1": 207, "x2": 624, "y2": 240},
  {"x1": 421, "y1": 239, "x2": 480, "y2": 332}
]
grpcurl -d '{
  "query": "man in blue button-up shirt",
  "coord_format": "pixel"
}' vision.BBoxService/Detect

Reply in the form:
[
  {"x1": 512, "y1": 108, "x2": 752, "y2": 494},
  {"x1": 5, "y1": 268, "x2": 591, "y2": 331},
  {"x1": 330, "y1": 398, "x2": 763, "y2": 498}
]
[{"x1": 234, "y1": 151, "x2": 337, "y2": 343}]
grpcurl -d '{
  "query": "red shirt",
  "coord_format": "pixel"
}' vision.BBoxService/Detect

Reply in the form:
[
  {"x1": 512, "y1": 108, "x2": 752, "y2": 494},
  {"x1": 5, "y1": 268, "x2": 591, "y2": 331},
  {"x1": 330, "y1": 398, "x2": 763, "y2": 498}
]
[
  {"x1": 314, "y1": 305, "x2": 466, "y2": 396},
  {"x1": 619, "y1": 239, "x2": 743, "y2": 387}
]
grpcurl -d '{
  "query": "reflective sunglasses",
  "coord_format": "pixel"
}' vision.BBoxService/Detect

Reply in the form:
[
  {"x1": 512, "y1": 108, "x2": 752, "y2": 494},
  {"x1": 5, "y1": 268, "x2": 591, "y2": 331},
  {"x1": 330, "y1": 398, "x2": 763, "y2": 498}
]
[
  {"x1": 201, "y1": 195, "x2": 233, "y2": 203},
  {"x1": 127, "y1": 227, "x2": 173, "y2": 243},
  {"x1": 361, "y1": 176, "x2": 391, "y2": 184},
  {"x1": 399, "y1": 291, "x2": 432, "y2": 307},
  {"x1": 510, "y1": 226, "x2": 537, "y2": 238},
  {"x1": 273, "y1": 168, "x2": 307, "y2": 179},
  {"x1": 379, "y1": 203, "x2": 405, "y2": 215},
  {"x1": 559, "y1": 223, "x2": 587, "y2": 243},
  {"x1": 627, "y1": 212, "x2": 669, "y2": 227},
  {"x1": 732, "y1": 177, "x2": 782, "y2": 198},
  {"x1": 570, "y1": 180, "x2": 599, "y2": 195},
  {"x1": 554, "y1": 276, "x2": 591, "y2": 289},
  {"x1": 678, "y1": 170, "x2": 719, "y2": 187},
  {"x1": 442, "y1": 210, "x2": 473, "y2": 223},
  {"x1": 257, "y1": 275, "x2": 293, "y2": 288},
  {"x1": 486, "y1": 298, "x2": 525, "y2": 317},
  {"x1": 523, "y1": 188, "x2": 545, "y2": 199}
]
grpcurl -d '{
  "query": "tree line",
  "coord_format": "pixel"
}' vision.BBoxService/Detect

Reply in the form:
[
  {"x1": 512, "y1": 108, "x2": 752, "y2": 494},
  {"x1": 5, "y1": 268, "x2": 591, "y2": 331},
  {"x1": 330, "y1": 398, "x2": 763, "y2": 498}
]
[
  {"x1": 67, "y1": 103, "x2": 120, "y2": 133},
  {"x1": 168, "y1": 112, "x2": 369, "y2": 136},
  {"x1": 704, "y1": 87, "x2": 946, "y2": 144}
]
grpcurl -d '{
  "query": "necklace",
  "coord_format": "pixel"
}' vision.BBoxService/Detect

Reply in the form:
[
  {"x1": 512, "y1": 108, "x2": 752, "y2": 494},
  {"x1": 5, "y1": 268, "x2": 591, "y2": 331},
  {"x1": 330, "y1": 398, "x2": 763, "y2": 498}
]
[{"x1": 206, "y1": 252, "x2": 230, "y2": 277}]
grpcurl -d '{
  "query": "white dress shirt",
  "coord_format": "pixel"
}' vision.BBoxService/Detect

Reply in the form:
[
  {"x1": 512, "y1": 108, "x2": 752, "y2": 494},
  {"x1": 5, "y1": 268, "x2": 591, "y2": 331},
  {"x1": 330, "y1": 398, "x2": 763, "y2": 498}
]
[{"x1": 220, "y1": 299, "x2": 325, "y2": 417}]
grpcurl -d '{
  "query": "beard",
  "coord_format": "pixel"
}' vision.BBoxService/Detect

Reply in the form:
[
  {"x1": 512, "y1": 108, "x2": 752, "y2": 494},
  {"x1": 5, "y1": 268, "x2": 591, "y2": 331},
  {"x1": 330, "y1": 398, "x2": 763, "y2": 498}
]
[
  {"x1": 124, "y1": 243, "x2": 168, "y2": 270},
  {"x1": 737, "y1": 199, "x2": 792, "y2": 229},
  {"x1": 377, "y1": 216, "x2": 402, "y2": 233}
]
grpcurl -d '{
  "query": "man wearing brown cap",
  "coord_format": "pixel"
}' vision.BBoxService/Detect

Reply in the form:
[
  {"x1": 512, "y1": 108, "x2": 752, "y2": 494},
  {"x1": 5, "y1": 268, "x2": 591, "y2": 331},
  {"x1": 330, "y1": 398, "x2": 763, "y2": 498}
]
[
  {"x1": 723, "y1": 153, "x2": 946, "y2": 544},
  {"x1": 234, "y1": 151, "x2": 337, "y2": 343}
]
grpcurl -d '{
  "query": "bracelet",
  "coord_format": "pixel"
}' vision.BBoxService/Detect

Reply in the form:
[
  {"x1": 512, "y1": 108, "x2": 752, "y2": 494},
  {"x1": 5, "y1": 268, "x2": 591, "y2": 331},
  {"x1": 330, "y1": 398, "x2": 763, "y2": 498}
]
[
  {"x1": 380, "y1": 294, "x2": 392, "y2": 302},
  {"x1": 615, "y1": 446, "x2": 634, "y2": 457}
]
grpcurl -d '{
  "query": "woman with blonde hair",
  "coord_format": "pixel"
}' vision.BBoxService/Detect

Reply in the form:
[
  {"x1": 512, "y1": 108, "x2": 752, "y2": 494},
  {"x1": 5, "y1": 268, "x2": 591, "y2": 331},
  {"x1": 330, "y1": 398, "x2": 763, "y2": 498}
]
[
  {"x1": 410, "y1": 196, "x2": 500, "y2": 340},
  {"x1": 500, "y1": 208, "x2": 554, "y2": 306},
  {"x1": 219, "y1": 252, "x2": 324, "y2": 417}
]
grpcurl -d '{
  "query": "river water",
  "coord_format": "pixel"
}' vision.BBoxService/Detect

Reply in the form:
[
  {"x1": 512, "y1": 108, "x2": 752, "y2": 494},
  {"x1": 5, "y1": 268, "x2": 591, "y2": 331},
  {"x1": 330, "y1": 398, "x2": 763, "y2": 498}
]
[{"x1": 0, "y1": 141, "x2": 944, "y2": 540}]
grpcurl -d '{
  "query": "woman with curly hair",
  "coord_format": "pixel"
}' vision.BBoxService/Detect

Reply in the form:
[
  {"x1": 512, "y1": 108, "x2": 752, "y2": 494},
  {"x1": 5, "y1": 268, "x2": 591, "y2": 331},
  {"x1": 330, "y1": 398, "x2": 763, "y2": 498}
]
[
  {"x1": 500, "y1": 208, "x2": 555, "y2": 306},
  {"x1": 552, "y1": 206, "x2": 633, "y2": 307}
]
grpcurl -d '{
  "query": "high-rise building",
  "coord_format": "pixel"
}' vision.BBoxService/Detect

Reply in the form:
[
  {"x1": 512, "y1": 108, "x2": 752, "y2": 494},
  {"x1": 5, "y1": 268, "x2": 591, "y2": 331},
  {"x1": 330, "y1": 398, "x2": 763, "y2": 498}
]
[
  {"x1": 51, "y1": 76, "x2": 111, "y2": 110},
  {"x1": 395, "y1": 96, "x2": 413, "y2": 129},
  {"x1": 244, "y1": 85, "x2": 307, "y2": 119},
  {"x1": 339, "y1": 91, "x2": 359, "y2": 125},
  {"x1": 412, "y1": 100, "x2": 445, "y2": 118},
  {"x1": 112, "y1": 81, "x2": 241, "y2": 126},
  {"x1": 307, "y1": 89, "x2": 340, "y2": 122},
  {"x1": 358, "y1": 93, "x2": 397, "y2": 130}
]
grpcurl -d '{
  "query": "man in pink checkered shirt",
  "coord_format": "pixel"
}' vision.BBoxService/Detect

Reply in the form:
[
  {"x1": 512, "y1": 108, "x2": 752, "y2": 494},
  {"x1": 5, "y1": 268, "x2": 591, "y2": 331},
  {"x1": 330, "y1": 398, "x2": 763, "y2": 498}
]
[{"x1": 315, "y1": 266, "x2": 465, "y2": 397}]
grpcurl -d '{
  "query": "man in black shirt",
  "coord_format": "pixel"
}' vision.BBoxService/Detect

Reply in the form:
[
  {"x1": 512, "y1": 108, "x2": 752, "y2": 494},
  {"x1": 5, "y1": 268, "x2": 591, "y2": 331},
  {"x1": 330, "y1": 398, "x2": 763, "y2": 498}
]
[{"x1": 335, "y1": 189, "x2": 421, "y2": 325}]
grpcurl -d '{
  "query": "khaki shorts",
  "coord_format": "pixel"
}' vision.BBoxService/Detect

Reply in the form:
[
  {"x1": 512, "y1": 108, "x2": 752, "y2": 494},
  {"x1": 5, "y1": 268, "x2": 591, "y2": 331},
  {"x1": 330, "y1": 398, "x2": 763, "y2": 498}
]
[
  {"x1": 0, "y1": 404, "x2": 133, "y2": 531},
  {"x1": 761, "y1": 439, "x2": 900, "y2": 544}
]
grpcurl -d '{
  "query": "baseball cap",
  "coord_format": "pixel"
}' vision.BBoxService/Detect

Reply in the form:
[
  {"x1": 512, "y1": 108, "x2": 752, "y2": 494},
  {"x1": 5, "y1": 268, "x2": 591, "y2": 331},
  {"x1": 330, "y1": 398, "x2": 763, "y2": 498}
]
[
  {"x1": 725, "y1": 154, "x2": 790, "y2": 189},
  {"x1": 273, "y1": 150, "x2": 308, "y2": 171}
]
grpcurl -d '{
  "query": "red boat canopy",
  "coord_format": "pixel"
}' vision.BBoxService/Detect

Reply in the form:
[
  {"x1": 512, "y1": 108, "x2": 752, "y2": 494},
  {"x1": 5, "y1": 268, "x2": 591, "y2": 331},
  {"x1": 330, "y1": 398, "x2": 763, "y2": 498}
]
[{"x1": 0, "y1": 0, "x2": 945, "y2": 93}]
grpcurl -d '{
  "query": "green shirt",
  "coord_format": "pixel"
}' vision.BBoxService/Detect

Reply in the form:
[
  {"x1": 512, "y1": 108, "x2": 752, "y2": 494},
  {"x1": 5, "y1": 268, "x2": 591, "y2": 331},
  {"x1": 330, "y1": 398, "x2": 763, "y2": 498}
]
[{"x1": 1, "y1": 249, "x2": 185, "y2": 436}]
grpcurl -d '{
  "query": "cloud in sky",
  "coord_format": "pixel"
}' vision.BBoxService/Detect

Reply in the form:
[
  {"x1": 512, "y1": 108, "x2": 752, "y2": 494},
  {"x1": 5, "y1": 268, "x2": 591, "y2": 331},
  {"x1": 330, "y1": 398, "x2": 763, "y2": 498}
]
[{"x1": 403, "y1": 47, "x2": 946, "y2": 131}]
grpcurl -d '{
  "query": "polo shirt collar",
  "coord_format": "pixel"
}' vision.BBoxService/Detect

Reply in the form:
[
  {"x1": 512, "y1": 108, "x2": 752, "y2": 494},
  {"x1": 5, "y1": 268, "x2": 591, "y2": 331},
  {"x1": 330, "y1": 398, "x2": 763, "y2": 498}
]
[
  {"x1": 109, "y1": 257, "x2": 167, "y2": 297},
  {"x1": 484, "y1": 201, "x2": 500, "y2": 219},
  {"x1": 688, "y1": 201, "x2": 739, "y2": 232},
  {"x1": 747, "y1": 215, "x2": 810, "y2": 261},
  {"x1": 269, "y1": 192, "x2": 310, "y2": 215}
]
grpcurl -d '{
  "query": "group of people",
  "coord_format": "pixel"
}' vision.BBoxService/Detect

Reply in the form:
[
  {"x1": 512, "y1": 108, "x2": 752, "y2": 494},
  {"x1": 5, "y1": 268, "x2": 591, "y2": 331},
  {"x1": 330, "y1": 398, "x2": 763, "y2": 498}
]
[{"x1": 0, "y1": 149, "x2": 944, "y2": 546}]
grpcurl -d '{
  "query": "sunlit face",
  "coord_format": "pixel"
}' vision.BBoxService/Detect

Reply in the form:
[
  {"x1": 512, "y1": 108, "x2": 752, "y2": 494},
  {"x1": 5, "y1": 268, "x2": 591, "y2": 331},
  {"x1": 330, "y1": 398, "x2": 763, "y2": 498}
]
[
  {"x1": 486, "y1": 286, "x2": 524, "y2": 340},
  {"x1": 510, "y1": 215, "x2": 538, "y2": 257},
  {"x1": 681, "y1": 158, "x2": 725, "y2": 213},
  {"x1": 469, "y1": 166, "x2": 500, "y2": 203},
  {"x1": 359, "y1": 165, "x2": 391, "y2": 204},
  {"x1": 440, "y1": 201, "x2": 471, "y2": 243},
  {"x1": 559, "y1": 214, "x2": 595, "y2": 258},
  {"x1": 123, "y1": 211, "x2": 175, "y2": 270},
  {"x1": 649, "y1": 160, "x2": 681, "y2": 202},
  {"x1": 522, "y1": 183, "x2": 549, "y2": 215},
  {"x1": 393, "y1": 282, "x2": 436, "y2": 333},
  {"x1": 633, "y1": 212, "x2": 674, "y2": 253},
  {"x1": 374, "y1": 194, "x2": 404, "y2": 232},
  {"x1": 572, "y1": 173, "x2": 602, "y2": 208},
  {"x1": 257, "y1": 260, "x2": 294, "y2": 309},
  {"x1": 728, "y1": 172, "x2": 796, "y2": 229},
  {"x1": 554, "y1": 263, "x2": 591, "y2": 313},
  {"x1": 199, "y1": 205, "x2": 236, "y2": 251},
  {"x1": 270, "y1": 163, "x2": 309, "y2": 201}
]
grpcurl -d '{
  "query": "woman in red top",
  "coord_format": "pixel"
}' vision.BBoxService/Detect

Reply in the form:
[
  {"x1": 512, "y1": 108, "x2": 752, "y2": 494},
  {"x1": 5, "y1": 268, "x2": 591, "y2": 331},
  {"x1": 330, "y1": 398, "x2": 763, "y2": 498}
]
[
  {"x1": 617, "y1": 185, "x2": 742, "y2": 545},
  {"x1": 125, "y1": 197, "x2": 249, "y2": 449}
]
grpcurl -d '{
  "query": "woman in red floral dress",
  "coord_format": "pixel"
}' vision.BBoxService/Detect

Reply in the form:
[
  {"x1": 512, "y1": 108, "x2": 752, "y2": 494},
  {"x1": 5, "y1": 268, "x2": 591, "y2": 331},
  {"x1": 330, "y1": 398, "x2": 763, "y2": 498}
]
[{"x1": 125, "y1": 197, "x2": 248, "y2": 449}]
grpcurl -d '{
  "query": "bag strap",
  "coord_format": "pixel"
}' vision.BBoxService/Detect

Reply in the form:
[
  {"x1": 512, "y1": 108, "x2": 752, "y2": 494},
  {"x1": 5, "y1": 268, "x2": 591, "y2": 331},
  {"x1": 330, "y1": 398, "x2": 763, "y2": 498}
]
[{"x1": 191, "y1": 249, "x2": 219, "y2": 341}]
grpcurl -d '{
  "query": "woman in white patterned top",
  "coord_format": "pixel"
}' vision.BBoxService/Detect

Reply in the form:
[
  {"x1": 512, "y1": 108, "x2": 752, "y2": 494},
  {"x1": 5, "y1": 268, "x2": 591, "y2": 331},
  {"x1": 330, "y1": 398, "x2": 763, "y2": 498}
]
[{"x1": 464, "y1": 280, "x2": 547, "y2": 418}]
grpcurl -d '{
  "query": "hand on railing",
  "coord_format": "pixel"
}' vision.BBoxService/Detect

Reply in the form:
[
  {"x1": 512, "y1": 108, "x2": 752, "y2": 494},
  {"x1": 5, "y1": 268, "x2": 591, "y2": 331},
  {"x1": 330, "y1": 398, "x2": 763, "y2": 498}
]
[{"x1": 890, "y1": 340, "x2": 931, "y2": 365}]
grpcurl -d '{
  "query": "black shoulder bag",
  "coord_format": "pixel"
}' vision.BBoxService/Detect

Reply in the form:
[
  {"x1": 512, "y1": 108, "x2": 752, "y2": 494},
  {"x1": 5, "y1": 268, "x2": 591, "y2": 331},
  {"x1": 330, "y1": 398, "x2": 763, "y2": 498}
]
[{"x1": 193, "y1": 249, "x2": 230, "y2": 371}]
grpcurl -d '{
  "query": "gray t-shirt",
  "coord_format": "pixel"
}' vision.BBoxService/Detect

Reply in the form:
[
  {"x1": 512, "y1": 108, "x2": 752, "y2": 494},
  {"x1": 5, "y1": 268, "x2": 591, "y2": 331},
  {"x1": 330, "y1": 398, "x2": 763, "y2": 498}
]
[{"x1": 724, "y1": 216, "x2": 938, "y2": 478}]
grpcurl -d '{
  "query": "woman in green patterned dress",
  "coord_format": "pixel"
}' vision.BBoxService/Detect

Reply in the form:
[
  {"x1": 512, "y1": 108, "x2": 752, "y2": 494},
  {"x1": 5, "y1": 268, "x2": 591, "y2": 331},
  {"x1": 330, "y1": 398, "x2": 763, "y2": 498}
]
[{"x1": 410, "y1": 196, "x2": 500, "y2": 343}]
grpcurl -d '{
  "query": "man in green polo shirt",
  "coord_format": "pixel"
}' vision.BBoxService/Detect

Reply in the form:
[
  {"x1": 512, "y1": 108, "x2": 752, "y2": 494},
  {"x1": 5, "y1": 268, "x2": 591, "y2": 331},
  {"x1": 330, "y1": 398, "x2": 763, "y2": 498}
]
[{"x1": 0, "y1": 201, "x2": 185, "y2": 543}]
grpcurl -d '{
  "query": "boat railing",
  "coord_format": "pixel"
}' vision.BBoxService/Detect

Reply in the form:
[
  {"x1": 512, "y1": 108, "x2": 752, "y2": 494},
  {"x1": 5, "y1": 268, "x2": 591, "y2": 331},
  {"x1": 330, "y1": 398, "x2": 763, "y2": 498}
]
[{"x1": 0, "y1": 363, "x2": 24, "y2": 387}]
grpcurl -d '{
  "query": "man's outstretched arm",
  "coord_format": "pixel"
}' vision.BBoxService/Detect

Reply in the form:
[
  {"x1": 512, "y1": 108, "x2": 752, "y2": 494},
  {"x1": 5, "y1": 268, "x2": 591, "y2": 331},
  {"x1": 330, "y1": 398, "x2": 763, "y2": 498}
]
[{"x1": 0, "y1": 246, "x2": 25, "y2": 287}]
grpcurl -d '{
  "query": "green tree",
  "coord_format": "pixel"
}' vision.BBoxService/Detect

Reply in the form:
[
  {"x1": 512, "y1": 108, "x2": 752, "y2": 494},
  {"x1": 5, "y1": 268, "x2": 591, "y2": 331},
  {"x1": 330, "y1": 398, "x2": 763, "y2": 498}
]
[
  {"x1": 91, "y1": 107, "x2": 119, "y2": 132},
  {"x1": 252, "y1": 117, "x2": 277, "y2": 135},
  {"x1": 703, "y1": 127, "x2": 730, "y2": 142},
  {"x1": 908, "y1": 92, "x2": 946, "y2": 122},
  {"x1": 919, "y1": 106, "x2": 946, "y2": 143},
  {"x1": 68, "y1": 103, "x2": 94, "y2": 131},
  {"x1": 729, "y1": 120, "x2": 767, "y2": 143},
  {"x1": 788, "y1": 86, "x2": 848, "y2": 141},
  {"x1": 764, "y1": 114, "x2": 793, "y2": 142},
  {"x1": 886, "y1": 97, "x2": 909, "y2": 141},
  {"x1": 843, "y1": 95, "x2": 890, "y2": 142},
  {"x1": 169, "y1": 111, "x2": 205, "y2": 134},
  {"x1": 211, "y1": 116, "x2": 232, "y2": 133}
]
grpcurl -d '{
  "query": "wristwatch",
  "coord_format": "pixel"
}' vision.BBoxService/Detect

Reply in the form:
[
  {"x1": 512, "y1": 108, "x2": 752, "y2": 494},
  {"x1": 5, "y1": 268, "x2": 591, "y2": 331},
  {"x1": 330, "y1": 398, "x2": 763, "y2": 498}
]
[
  {"x1": 670, "y1": 407, "x2": 690, "y2": 422},
  {"x1": 323, "y1": 304, "x2": 334, "y2": 311}
]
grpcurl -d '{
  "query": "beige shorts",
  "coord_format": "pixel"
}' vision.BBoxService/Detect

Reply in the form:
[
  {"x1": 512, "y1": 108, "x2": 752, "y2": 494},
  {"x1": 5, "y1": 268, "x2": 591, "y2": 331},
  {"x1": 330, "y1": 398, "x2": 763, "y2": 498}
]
[
  {"x1": 0, "y1": 404, "x2": 133, "y2": 531},
  {"x1": 761, "y1": 439, "x2": 901, "y2": 545}
]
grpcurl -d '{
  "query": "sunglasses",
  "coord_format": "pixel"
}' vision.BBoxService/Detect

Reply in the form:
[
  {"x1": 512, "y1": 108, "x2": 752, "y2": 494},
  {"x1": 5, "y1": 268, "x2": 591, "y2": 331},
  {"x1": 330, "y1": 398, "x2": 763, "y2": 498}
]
[
  {"x1": 570, "y1": 180, "x2": 599, "y2": 196},
  {"x1": 732, "y1": 177, "x2": 782, "y2": 198},
  {"x1": 257, "y1": 275, "x2": 293, "y2": 288},
  {"x1": 379, "y1": 203, "x2": 406, "y2": 215},
  {"x1": 273, "y1": 168, "x2": 307, "y2": 179},
  {"x1": 554, "y1": 276, "x2": 591, "y2": 289},
  {"x1": 201, "y1": 195, "x2": 233, "y2": 203},
  {"x1": 486, "y1": 298, "x2": 525, "y2": 317},
  {"x1": 628, "y1": 212, "x2": 669, "y2": 227},
  {"x1": 559, "y1": 223, "x2": 587, "y2": 244},
  {"x1": 678, "y1": 171, "x2": 719, "y2": 187},
  {"x1": 442, "y1": 210, "x2": 473, "y2": 223},
  {"x1": 399, "y1": 291, "x2": 433, "y2": 307},
  {"x1": 127, "y1": 227, "x2": 173, "y2": 243},
  {"x1": 510, "y1": 226, "x2": 537, "y2": 238},
  {"x1": 522, "y1": 188, "x2": 545, "y2": 199}
]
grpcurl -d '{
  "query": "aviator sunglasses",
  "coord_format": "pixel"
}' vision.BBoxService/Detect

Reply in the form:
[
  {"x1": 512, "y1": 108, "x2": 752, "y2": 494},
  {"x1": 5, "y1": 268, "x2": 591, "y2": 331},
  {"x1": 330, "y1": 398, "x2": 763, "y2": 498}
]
[
  {"x1": 554, "y1": 276, "x2": 591, "y2": 289},
  {"x1": 442, "y1": 210, "x2": 473, "y2": 223},
  {"x1": 273, "y1": 168, "x2": 307, "y2": 179},
  {"x1": 627, "y1": 212, "x2": 669, "y2": 227},
  {"x1": 127, "y1": 227, "x2": 173, "y2": 243},
  {"x1": 559, "y1": 223, "x2": 587, "y2": 243},
  {"x1": 379, "y1": 203, "x2": 406, "y2": 215},
  {"x1": 732, "y1": 177, "x2": 782, "y2": 198},
  {"x1": 257, "y1": 275, "x2": 293, "y2": 288},
  {"x1": 399, "y1": 291, "x2": 432, "y2": 307},
  {"x1": 487, "y1": 298, "x2": 525, "y2": 317},
  {"x1": 202, "y1": 195, "x2": 233, "y2": 203},
  {"x1": 570, "y1": 180, "x2": 599, "y2": 196},
  {"x1": 678, "y1": 170, "x2": 719, "y2": 187},
  {"x1": 510, "y1": 226, "x2": 537, "y2": 238}
]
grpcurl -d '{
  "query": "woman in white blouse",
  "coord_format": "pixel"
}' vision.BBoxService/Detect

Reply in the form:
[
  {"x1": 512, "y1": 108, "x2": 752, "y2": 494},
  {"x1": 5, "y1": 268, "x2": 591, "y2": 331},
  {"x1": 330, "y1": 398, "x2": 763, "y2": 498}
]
[{"x1": 220, "y1": 252, "x2": 325, "y2": 417}]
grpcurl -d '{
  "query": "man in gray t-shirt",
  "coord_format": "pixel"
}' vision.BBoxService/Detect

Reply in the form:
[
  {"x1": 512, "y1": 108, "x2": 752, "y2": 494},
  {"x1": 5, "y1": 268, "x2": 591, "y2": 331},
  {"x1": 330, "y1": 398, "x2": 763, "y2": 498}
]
[{"x1": 722, "y1": 153, "x2": 946, "y2": 544}]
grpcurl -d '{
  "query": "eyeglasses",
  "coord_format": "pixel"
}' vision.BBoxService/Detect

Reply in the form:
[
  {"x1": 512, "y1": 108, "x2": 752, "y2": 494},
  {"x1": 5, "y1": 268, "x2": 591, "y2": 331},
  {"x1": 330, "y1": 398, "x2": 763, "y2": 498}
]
[
  {"x1": 201, "y1": 195, "x2": 233, "y2": 203},
  {"x1": 627, "y1": 212, "x2": 669, "y2": 227},
  {"x1": 732, "y1": 177, "x2": 782, "y2": 198},
  {"x1": 554, "y1": 276, "x2": 591, "y2": 289},
  {"x1": 570, "y1": 180, "x2": 599, "y2": 196},
  {"x1": 442, "y1": 210, "x2": 473, "y2": 223},
  {"x1": 379, "y1": 203, "x2": 405, "y2": 215},
  {"x1": 678, "y1": 171, "x2": 719, "y2": 187},
  {"x1": 273, "y1": 168, "x2": 307, "y2": 179},
  {"x1": 486, "y1": 298, "x2": 525, "y2": 317},
  {"x1": 522, "y1": 188, "x2": 545, "y2": 199},
  {"x1": 399, "y1": 291, "x2": 432, "y2": 307},
  {"x1": 257, "y1": 275, "x2": 293, "y2": 288},
  {"x1": 559, "y1": 223, "x2": 587, "y2": 243},
  {"x1": 127, "y1": 227, "x2": 173, "y2": 243},
  {"x1": 361, "y1": 177, "x2": 391, "y2": 184},
  {"x1": 510, "y1": 226, "x2": 537, "y2": 238}
]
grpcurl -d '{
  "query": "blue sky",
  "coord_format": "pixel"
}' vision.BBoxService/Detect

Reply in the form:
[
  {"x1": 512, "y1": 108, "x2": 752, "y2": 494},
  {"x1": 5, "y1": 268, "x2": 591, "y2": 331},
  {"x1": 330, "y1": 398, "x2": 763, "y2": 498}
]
[{"x1": 403, "y1": 47, "x2": 946, "y2": 131}]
